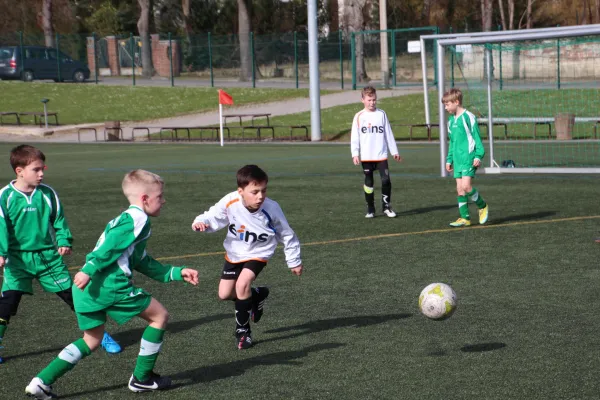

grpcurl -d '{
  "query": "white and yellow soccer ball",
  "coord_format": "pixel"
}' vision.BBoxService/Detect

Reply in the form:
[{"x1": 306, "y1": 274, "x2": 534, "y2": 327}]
[{"x1": 418, "y1": 283, "x2": 457, "y2": 320}]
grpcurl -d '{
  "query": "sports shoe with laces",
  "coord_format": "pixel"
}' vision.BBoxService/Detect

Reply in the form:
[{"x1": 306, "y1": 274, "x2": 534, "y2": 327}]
[
  {"x1": 128, "y1": 371, "x2": 172, "y2": 393},
  {"x1": 365, "y1": 206, "x2": 375, "y2": 219},
  {"x1": 25, "y1": 377, "x2": 56, "y2": 400},
  {"x1": 236, "y1": 329, "x2": 253, "y2": 350},
  {"x1": 251, "y1": 286, "x2": 270, "y2": 323},
  {"x1": 449, "y1": 218, "x2": 471, "y2": 227},
  {"x1": 383, "y1": 207, "x2": 397, "y2": 218},
  {"x1": 101, "y1": 332, "x2": 122, "y2": 354},
  {"x1": 478, "y1": 204, "x2": 489, "y2": 225}
]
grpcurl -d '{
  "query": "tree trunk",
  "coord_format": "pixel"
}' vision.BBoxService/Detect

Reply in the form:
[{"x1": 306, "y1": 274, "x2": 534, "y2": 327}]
[
  {"x1": 596, "y1": 0, "x2": 600, "y2": 23},
  {"x1": 137, "y1": 0, "x2": 153, "y2": 78},
  {"x1": 421, "y1": 0, "x2": 432, "y2": 26},
  {"x1": 237, "y1": 0, "x2": 251, "y2": 81},
  {"x1": 345, "y1": 0, "x2": 369, "y2": 82},
  {"x1": 328, "y1": 0, "x2": 339, "y2": 32},
  {"x1": 42, "y1": 0, "x2": 54, "y2": 48},
  {"x1": 507, "y1": 0, "x2": 515, "y2": 30},
  {"x1": 182, "y1": 0, "x2": 192, "y2": 44},
  {"x1": 526, "y1": 0, "x2": 532, "y2": 29},
  {"x1": 498, "y1": 0, "x2": 507, "y2": 31},
  {"x1": 481, "y1": 0, "x2": 492, "y2": 32}
]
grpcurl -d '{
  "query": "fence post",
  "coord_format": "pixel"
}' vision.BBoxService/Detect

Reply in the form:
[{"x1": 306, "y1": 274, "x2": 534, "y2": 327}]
[
  {"x1": 391, "y1": 31, "x2": 397, "y2": 86},
  {"x1": 293, "y1": 32, "x2": 299, "y2": 89},
  {"x1": 556, "y1": 25, "x2": 561, "y2": 90},
  {"x1": 18, "y1": 31, "x2": 24, "y2": 80},
  {"x1": 449, "y1": 27, "x2": 454, "y2": 88},
  {"x1": 130, "y1": 33, "x2": 136, "y2": 87},
  {"x1": 56, "y1": 33, "x2": 61, "y2": 82},
  {"x1": 208, "y1": 32, "x2": 214, "y2": 88},
  {"x1": 251, "y1": 32, "x2": 255, "y2": 88},
  {"x1": 498, "y1": 25, "x2": 503, "y2": 91},
  {"x1": 351, "y1": 32, "x2": 356, "y2": 90},
  {"x1": 93, "y1": 32, "x2": 98, "y2": 84},
  {"x1": 338, "y1": 30, "x2": 344, "y2": 89},
  {"x1": 169, "y1": 32, "x2": 174, "y2": 87}
]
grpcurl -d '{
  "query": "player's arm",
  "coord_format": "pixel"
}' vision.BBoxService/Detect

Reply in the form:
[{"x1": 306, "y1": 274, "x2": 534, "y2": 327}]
[
  {"x1": 0, "y1": 199, "x2": 9, "y2": 266},
  {"x1": 192, "y1": 195, "x2": 230, "y2": 232},
  {"x1": 383, "y1": 112, "x2": 401, "y2": 161},
  {"x1": 350, "y1": 114, "x2": 361, "y2": 165},
  {"x1": 272, "y1": 205, "x2": 302, "y2": 272},
  {"x1": 445, "y1": 118, "x2": 454, "y2": 166},
  {"x1": 49, "y1": 188, "x2": 74, "y2": 249},
  {"x1": 135, "y1": 253, "x2": 198, "y2": 285},
  {"x1": 80, "y1": 214, "x2": 138, "y2": 277},
  {"x1": 471, "y1": 116, "x2": 485, "y2": 164}
]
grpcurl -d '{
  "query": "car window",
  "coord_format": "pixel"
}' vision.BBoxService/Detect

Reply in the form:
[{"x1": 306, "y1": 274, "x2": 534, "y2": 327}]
[
  {"x1": 0, "y1": 48, "x2": 14, "y2": 60},
  {"x1": 25, "y1": 48, "x2": 47, "y2": 60},
  {"x1": 47, "y1": 49, "x2": 58, "y2": 60}
]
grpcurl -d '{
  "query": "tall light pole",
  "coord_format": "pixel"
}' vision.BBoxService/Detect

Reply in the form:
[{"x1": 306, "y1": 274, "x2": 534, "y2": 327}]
[
  {"x1": 379, "y1": 0, "x2": 389, "y2": 88},
  {"x1": 307, "y1": 0, "x2": 322, "y2": 140}
]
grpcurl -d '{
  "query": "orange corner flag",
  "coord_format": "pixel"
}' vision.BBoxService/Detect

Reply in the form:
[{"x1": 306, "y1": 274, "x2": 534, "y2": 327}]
[{"x1": 218, "y1": 89, "x2": 234, "y2": 105}]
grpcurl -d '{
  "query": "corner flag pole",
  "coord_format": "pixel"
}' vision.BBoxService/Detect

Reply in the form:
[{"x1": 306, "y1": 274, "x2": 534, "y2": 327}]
[{"x1": 219, "y1": 103, "x2": 224, "y2": 147}]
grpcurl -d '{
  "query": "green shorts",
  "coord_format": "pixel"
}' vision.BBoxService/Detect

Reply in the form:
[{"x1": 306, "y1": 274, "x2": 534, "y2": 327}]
[
  {"x1": 2, "y1": 249, "x2": 72, "y2": 294},
  {"x1": 75, "y1": 288, "x2": 152, "y2": 331},
  {"x1": 453, "y1": 165, "x2": 477, "y2": 179}
]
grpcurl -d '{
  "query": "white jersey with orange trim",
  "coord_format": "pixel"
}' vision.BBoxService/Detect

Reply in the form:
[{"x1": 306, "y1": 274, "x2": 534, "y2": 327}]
[
  {"x1": 192, "y1": 191, "x2": 302, "y2": 268},
  {"x1": 350, "y1": 108, "x2": 399, "y2": 162}
]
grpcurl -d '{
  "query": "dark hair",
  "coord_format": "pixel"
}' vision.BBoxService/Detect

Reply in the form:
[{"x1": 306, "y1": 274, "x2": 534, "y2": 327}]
[
  {"x1": 10, "y1": 145, "x2": 45, "y2": 172},
  {"x1": 237, "y1": 165, "x2": 268, "y2": 188}
]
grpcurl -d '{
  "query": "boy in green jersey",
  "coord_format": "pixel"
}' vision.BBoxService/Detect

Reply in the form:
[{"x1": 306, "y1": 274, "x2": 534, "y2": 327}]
[
  {"x1": 26, "y1": 169, "x2": 199, "y2": 399},
  {"x1": 443, "y1": 88, "x2": 489, "y2": 227},
  {"x1": 0, "y1": 145, "x2": 121, "y2": 365}
]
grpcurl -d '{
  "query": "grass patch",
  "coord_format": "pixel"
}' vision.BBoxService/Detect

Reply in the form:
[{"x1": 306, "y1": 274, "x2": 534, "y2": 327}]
[{"x1": 0, "y1": 81, "x2": 334, "y2": 125}]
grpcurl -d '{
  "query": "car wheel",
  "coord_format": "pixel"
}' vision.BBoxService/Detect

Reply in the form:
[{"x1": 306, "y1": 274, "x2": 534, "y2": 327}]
[
  {"x1": 73, "y1": 70, "x2": 86, "y2": 83},
  {"x1": 22, "y1": 70, "x2": 34, "y2": 82}
]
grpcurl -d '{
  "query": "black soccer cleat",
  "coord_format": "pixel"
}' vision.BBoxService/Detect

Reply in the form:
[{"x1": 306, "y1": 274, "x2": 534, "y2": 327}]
[
  {"x1": 128, "y1": 371, "x2": 172, "y2": 393},
  {"x1": 236, "y1": 329, "x2": 253, "y2": 350},
  {"x1": 251, "y1": 286, "x2": 270, "y2": 323}
]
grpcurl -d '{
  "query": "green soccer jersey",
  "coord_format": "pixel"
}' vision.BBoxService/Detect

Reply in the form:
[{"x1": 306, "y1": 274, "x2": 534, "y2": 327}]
[
  {"x1": 74, "y1": 205, "x2": 183, "y2": 313},
  {"x1": 446, "y1": 110, "x2": 485, "y2": 170},
  {"x1": 0, "y1": 182, "x2": 73, "y2": 257}
]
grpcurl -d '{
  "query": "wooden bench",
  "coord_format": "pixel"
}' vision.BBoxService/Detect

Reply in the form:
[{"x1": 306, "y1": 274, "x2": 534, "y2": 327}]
[
  {"x1": 0, "y1": 112, "x2": 21, "y2": 125},
  {"x1": 223, "y1": 113, "x2": 271, "y2": 127},
  {"x1": 18, "y1": 112, "x2": 59, "y2": 127}
]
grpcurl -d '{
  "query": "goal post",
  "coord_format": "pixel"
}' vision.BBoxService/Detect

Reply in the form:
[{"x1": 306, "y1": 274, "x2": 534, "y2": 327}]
[{"x1": 435, "y1": 26, "x2": 600, "y2": 176}]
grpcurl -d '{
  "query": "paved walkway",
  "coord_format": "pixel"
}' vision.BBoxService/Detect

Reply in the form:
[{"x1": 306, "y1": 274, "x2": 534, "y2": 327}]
[{"x1": 0, "y1": 88, "x2": 422, "y2": 143}]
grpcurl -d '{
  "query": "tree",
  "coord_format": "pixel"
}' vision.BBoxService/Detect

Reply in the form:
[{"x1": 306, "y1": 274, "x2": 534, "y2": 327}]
[
  {"x1": 481, "y1": 0, "x2": 492, "y2": 32},
  {"x1": 237, "y1": 0, "x2": 251, "y2": 81},
  {"x1": 42, "y1": 0, "x2": 54, "y2": 47},
  {"x1": 343, "y1": 0, "x2": 372, "y2": 82},
  {"x1": 137, "y1": 0, "x2": 154, "y2": 77},
  {"x1": 526, "y1": 0, "x2": 532, "y2": 28}
]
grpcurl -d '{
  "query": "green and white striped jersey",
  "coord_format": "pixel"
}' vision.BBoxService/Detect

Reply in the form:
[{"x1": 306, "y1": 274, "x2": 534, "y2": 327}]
[
  {"x1": 446, "y1": 110, "x2": 485, "y2": 169},
  {"x1": 75, "y1": 205, "x2": 183, "y2": 312},
  {"x1": 0, "y1": 181, "x2": 73, "y2": 256}
]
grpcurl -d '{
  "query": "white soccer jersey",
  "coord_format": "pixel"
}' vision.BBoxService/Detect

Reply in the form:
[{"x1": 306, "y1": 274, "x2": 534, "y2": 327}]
[
  {"x1": 350, "y1": 108, "x2": 399, "y2": 162},
  {"x1": 193, "y1": 192, "x2": 302, "y2": 268}
]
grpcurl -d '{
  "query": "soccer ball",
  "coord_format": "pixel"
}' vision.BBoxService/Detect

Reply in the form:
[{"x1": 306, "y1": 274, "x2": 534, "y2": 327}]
[{"x1": 418, "y1": 283, "x2": 457, "y2": 320}]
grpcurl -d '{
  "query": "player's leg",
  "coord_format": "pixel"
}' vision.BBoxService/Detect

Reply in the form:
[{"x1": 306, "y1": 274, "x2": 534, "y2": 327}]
[
  {"x1": 26, "y1": 318, "x2": 104, "y2": 399},
  {"x1": 0, "y1": 290, "x2": 24, "y2": 364},
  {"x1": 377, "y1": 160, "x2": 396, "y2": 217},
  {"x1": 361, "y1": 162, "x2": 376, "y2": 218},
  {"x1": 38, "y1": 249, "x2": 122, "y2": 354},
  {"x1": 450, "y1": 175, "x2": 471, "y2": 227},
  {"x1": 129, "y1": 297, "x2": 172, "y2": 392},
  {"x1": 463, "y1": 174, "x2": 489, "y2": 224},
  {"x1": 246, "y1": 261, "x2": 268, "y2": 323},
  {"x1": 234, "y1": 266, "x2": 261, "y2": 349}
]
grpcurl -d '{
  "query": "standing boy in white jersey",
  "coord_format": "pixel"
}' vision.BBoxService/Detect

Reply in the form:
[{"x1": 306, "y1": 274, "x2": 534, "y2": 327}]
[
  {"x1": 192, "y1": 165, "x2": 303, "y2": 350},
  {"x1": 351, "y1": 86, "x2": 402, "y2": 218}
]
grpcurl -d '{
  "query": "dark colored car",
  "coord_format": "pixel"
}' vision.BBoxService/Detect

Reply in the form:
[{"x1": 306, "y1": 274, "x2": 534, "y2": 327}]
[{"x1": 0, "y1": 46, "x2": 90, "y2": 83}]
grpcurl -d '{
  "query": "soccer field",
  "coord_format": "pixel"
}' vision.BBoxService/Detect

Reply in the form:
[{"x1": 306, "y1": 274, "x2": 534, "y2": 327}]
[{"x1": 0, "y1": 142, "x2": 598, "y2": 399}]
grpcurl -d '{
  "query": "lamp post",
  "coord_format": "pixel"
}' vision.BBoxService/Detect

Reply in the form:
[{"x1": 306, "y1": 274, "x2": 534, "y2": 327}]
[{"x1": 41, "y1": 98, "x2": 49, "y2": 129}]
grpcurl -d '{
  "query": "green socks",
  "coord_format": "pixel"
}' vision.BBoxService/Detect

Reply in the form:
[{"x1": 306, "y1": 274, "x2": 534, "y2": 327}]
[
  {"x1": 457, "y1": 195, "x2": 469, "y2": 219},
  {"x1": 133, "y1": 326, "x2": 165, "y2": 381},
  {"x1": 37, "y1": 338, "x2": 92, "y2": 385},
  {"x1": 0, "y1": 318, "x2": 7, "y2": 338},
  {"x1": 467, "y1": 188, "x2": 487, "y2": 209}
]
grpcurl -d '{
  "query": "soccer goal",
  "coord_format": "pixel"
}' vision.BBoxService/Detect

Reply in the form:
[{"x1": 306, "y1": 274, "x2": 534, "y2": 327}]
[{"x1": 433, "y1": 25, "x2": 600, "y2": 176}]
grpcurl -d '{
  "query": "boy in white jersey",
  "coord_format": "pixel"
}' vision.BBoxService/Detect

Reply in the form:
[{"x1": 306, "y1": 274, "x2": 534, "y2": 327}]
[
  {"x1": 192, "y1": 165, "x2": 303, "y2": 350},
  {"x1": 351, "y1": 86, "x2": 402, "y2": 218},
  {"x1": 26, "y1": 170, "x2": 199, "y2": 399},
  {"x1": 0, "y1": 145, "x2": 120, "y2": 365}
]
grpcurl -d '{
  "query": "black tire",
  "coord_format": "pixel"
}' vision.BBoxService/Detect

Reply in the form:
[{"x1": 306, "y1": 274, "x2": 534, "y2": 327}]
[
  {"x1": 22, "y1": 70, "x2": 34, "y2": 82},
  {"x1": 72, "y1": 70, "x2": 86, "y2": 83}
]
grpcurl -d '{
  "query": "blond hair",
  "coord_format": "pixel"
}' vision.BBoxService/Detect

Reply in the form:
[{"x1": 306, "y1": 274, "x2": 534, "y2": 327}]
[
  {"x1": 122, "y1": 169, "x2": 164, "y2": 199},
  {"x1": 442, "y1": 88, "x2": 463, "y2": 104},
  {"x1": 361, "y1": 86, "x2": 377, "y2": 98}
]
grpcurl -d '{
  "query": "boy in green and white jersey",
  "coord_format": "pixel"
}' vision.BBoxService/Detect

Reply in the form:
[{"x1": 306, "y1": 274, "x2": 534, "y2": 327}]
[
  {"x1": 26, "y1": 169, "x2": 199, "y2": 399},
  {"x1": 0, "y1": 145, "x2": 120, "y2": 364},
  {"x1": 443, "y1": 88, "x2": 489, "y2": 227}
]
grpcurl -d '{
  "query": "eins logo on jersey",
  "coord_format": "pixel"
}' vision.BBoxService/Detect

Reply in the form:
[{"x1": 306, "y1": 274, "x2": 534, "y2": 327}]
[
  {"x1": 228, "y1": 224, "x2": 269, "y2": 243},
  {"x1": 360, "y1": 123, "x2": 385, "y2": 134}
]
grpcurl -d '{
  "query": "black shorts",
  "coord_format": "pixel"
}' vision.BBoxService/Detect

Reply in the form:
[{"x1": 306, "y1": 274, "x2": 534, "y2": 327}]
[
  {"x1": 222, "y1": 260, "x2": 267, "y2": 280},
  {"x1": 361, "y1": 160, "x2": 389, "y2": 176}
]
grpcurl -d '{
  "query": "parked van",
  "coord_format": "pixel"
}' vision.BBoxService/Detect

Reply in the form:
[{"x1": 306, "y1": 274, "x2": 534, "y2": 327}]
[{"x1": 0, "y1": 46, "x2": 90, "y2": 82}]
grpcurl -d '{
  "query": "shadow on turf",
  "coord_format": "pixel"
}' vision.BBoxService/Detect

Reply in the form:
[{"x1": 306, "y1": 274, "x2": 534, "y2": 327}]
[
  {"x1": 171, "y1": 342, "x2": 344, "y2": 385},
  {"x1": 398, "y1": 204, "x2": 456, "y2": 216},
  {"x1": 487, "y1": 211, "x2": 557, "y2": 225},
  {"x1": 110, "y1": 313, "x2": 231, "y2": 349},
  {"x1": 260, "y1": 313, "x2": 412, "y2": 344},
  {"x1": 461, "y1": 342, "x2": 506, "y2": 352}
]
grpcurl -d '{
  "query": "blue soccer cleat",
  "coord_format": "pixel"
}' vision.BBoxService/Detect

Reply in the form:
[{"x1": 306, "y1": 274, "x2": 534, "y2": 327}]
[{"x1": 101, "y1": 332, "x2": 122, "y2": 354}]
